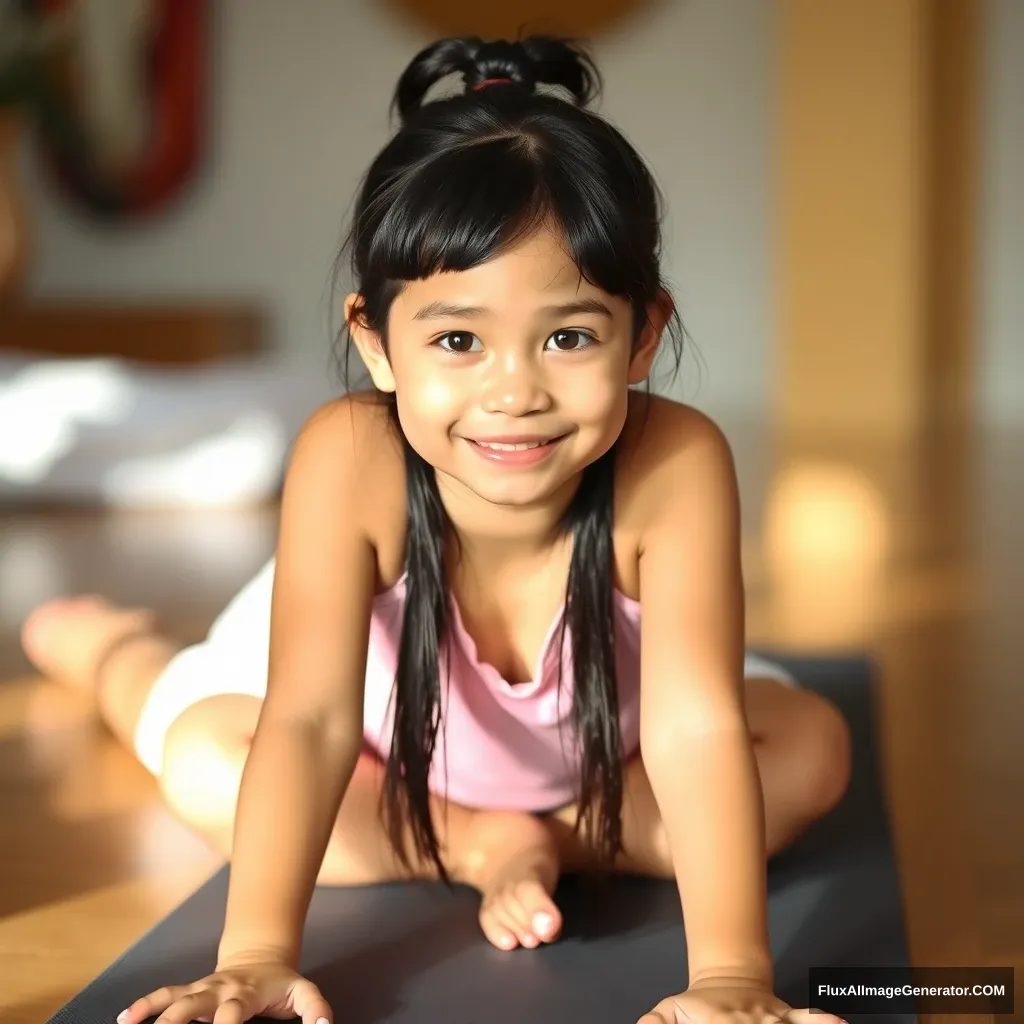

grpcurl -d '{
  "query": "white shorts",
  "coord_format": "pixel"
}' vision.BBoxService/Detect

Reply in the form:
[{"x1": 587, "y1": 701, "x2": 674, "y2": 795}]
[{"x1": 133, "y1": 557, "x2": 797, "y2": 775}]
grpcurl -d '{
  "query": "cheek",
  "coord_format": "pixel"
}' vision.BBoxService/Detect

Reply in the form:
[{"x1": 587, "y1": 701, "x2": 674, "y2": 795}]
[
  {"x1": 392, "y1": 367, "x2": 466, "y2": 463},
  {"x1": 563, "y1": 366, "x2": 627, "y2": 419},
  {"x1": 394, "y1": 361, "x2": 459, "y2": 419},
  {"x1": 415, "y1": 379, "x2": 460, "y2": 418},
  {"x1": 563, "y1": 371, "x2": 630, "y2": 453}
]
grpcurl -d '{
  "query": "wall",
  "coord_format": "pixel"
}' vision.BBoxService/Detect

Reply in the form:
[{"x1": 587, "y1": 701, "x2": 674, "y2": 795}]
[
  {"x1": 20, "y1": 0, "x2": 776, "y2": 419},
  {"x1": 976, "y1": 0, "x2": 1024, "y2": 425}
]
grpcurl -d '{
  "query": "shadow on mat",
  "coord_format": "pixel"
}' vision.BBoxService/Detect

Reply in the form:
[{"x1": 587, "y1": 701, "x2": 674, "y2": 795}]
[
  {"x1": 302, "y1": 890, "x2": 483, "y2": 1023},
  {"x1": 47, "y1": 655, "x2": 919, "y2": 1024}
]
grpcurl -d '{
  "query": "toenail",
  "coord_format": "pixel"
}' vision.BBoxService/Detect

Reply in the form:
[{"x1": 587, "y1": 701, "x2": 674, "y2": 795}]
[
  {"x1": 534, "y1": 912, "x2": 553, "y2": 933},
  {"x1": 522, "y1": 934, "x2": 538, "y2": 947}
]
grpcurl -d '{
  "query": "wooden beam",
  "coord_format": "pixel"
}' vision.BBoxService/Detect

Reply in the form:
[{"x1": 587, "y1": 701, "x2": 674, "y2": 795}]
[
  {"x1": 774, "y1": 0, "x2": 981, "y2": 436},
  {"x1": 0, "y1": 303, "x2": 265, "y2": 364},
  {"x1": 925, "y1": 0, "x2": 982, "y2": 427}
]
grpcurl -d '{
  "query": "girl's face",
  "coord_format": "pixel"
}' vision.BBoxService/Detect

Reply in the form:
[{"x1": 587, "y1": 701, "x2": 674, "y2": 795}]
[{"x1": 350, "y1": 223, "x2": 665, "y2": 513}]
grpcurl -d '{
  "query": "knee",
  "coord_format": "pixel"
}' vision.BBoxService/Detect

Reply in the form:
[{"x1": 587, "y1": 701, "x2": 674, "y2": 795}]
[
  {"x1": 159, "y1": 698, "x2": 248, "y2": 833},
  {"x1": 799, "y1": 694, "x2": 853, "y2": 817},
  {"x1": 317, "y1": 751, "x2": 394, "y2": 887},
  {"x1": 650, "y1": 818, "x2": 672, "y2": 875},
  {"x1": 619, "y1": 758, "x2": 673, "y2": 877}
]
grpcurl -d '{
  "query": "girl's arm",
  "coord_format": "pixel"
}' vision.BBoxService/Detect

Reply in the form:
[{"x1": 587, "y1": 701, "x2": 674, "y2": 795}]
[
  {"x1": 637, "y1": 408, "x2": 773, "y2": 989},
  {"x1": 216, "y1": 399, "x2": 378, "y2": 968}
]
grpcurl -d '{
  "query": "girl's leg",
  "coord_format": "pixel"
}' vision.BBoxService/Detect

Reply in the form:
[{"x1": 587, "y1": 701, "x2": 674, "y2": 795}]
[
  {"x1": 21, "y1": 595, "x2": 181, "y2": 750},
  {"x1": 23, "y1": 600, "x2": 849, "y2": 952},
  {"x1": 548, "y1": 676, "x2": 854, "y2": 877},
  {"x1": 448, "y1": 675, "x2": 854, "y2": 953},
  {"x1": 154, "y1": 692, "x2": 482, "y2": 883},
  {"x1": 21, "y1": 595, "x2": 561, "y2": 951},
  {"x1": 159, "y1": 693, "x2": 562, "y2": 951}
]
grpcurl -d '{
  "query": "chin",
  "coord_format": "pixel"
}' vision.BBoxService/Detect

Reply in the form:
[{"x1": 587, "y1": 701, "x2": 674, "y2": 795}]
[
  {"x1": 461, "y1": 465, "x2": 596, "y2": 512},
  {"x1": 469, "y1": 481, "x2": 564, "y2": 509}
]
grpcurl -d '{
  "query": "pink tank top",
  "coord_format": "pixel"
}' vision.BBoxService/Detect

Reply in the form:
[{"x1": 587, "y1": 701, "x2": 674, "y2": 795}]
[{"x1": 360, "y1": 571, "x2": 643, "y2": 812}]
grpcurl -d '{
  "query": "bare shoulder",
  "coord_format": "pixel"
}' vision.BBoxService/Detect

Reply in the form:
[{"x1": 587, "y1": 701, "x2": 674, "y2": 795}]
[
  {"x1": 282, "y1": 390, "x2": 406, "y2": 562},
  {"x1": 265, "y1": 391, "x2": 404, "y2": 726},
  {"x1": 617, "y1": 392, "x2": 738, "y2": 546},
  {"x1": 290, "y1": 389, "x2": 394, "y2": 459}
]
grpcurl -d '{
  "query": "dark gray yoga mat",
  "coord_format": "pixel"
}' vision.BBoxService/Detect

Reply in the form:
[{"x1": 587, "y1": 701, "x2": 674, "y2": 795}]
[{"x1": 49, "y1": 655, "x2": 917, "y2": 1024}]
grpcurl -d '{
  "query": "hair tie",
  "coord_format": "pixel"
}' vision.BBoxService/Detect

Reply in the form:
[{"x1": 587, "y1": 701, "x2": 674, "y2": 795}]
[{"x1": 473, "y1": 77, "x2": 514, "y2": 91}]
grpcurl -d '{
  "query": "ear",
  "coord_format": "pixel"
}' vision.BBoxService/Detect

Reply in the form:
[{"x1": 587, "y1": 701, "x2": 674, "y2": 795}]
[
  {"x1": 627, "y1": 287, "x2": 674, "y2": 386},
  {"x1": 345, "y1": 292, "x2": 396, "y2": 393}
]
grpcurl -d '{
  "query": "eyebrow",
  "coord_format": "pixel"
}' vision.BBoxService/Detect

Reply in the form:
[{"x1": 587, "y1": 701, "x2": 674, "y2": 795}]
[{"x1": 411, "y1": 298, "x2": 614, "y2": 321}]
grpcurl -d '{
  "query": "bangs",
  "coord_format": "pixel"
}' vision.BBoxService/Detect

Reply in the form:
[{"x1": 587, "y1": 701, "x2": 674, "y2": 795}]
[{"x1": 362, "y1": 137, "x2": 636, "y2": 299}]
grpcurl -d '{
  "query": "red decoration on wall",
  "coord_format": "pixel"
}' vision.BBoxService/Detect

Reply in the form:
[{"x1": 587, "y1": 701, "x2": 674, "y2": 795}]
[{"x1": 36, "y1": 0, "x2": 208, "y2": 221}]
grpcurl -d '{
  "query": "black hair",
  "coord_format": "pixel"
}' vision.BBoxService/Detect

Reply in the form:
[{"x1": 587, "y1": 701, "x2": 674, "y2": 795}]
[{"x1": 331, "y1": 34, "x2": 687, "y2": 882}]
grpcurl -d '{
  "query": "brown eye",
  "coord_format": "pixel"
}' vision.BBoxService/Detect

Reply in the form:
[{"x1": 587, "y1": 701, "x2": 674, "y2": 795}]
[
  {"x1": 546, "y1": 329, "x2": 595, "y2": 352},
  {"x1": 437, "y1": 332, "x2": 480, "y2": 353}
]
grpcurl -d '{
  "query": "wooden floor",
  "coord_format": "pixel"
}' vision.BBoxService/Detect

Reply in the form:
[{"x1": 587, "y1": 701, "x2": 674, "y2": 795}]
[{"x1": 0, "y1": 417, "x2": 1020, "y2": 1024}]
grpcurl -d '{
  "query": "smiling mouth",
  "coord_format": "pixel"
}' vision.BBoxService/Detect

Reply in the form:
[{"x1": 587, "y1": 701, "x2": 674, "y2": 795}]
[{"x1": 469, "y1": 435, "x2": 567, "y2": 452}]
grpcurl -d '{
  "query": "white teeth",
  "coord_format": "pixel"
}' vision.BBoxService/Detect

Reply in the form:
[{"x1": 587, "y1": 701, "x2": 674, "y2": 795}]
[{"x1": 476, "y1": 440, "x2": 546, "y2": 451}]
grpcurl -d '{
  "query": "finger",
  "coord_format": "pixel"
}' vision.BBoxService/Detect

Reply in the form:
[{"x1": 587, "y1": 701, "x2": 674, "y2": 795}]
[
  {"x1": 780, "y1": 1010, "x2": 847, "y2": 1024},
  {"x1": 154, "y1": 991, "x2": 217, "y2": 1024},
  {"x1": 290, "y1": 976, "x2": 334, "y2": 1024},
  {"x1": 116, "y1": 984, "x2": 194, "y2": 1024},
  {"x1": 211, "y1": 996, "x2": 250, "y2": 1024},
  {"x1": 636, "y1": 995, "x2": 685, "y2": 1024}
]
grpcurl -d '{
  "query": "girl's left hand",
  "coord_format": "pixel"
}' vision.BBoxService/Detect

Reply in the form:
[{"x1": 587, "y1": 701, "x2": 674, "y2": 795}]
[{"x1": 638, "y1": 977, "x2": 848, "y2": 1024}]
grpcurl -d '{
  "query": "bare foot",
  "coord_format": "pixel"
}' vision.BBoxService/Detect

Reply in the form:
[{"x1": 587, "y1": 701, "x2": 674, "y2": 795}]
[
  {"x1": 21, "y1": 595, "x2": 157, "y2": 693},
  {"x1": 458, "y1": 810, "x2": 562, "y2": 951}
]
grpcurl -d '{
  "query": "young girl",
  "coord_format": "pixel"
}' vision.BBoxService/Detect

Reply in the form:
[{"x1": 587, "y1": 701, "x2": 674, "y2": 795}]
[{"x1": 22, "y1": 36, "x2": 852, "y2": 1024}]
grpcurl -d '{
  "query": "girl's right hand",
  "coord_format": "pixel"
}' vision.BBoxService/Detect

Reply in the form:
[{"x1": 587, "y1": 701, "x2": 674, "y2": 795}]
[{"x1": 115, "y1": 958, "x2": 332, "y2": 1024}]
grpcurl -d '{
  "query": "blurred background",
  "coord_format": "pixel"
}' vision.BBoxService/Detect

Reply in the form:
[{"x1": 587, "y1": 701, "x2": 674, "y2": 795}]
[{"x1": 0, "y1": 2, "x2": 1020, "y2": 1022}]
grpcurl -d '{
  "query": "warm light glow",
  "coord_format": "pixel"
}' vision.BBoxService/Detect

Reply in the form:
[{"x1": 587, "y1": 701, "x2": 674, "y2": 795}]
[{"x1": 763, "y1": 462, "x2": 890, "y2": 648}]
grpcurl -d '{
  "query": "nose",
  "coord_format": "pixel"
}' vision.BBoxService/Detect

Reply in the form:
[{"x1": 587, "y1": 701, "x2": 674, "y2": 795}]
[{"x1": 479, "y1": 353, "x2": 550, "y2": 416}]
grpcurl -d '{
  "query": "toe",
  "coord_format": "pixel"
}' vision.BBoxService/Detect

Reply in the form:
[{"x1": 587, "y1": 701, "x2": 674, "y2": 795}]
[
  {"x1": 22, "y1": 596, "x2": 109, "y2": 652},
  {"x1": 498, "y1": 890, "x2": 540, "y2": 947},
  {"x1": 478, "y1": 901, "x2": 519, "y2": 950},
  {"x1": 514, "y1": 880, "x2": 562, "y2": 943},
  {"x1": 21, "y1": 600, "x2": 70, "y2": 661},
  {"x1": 20, "y1": 595, "x2": 152, "y2": 688}
]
